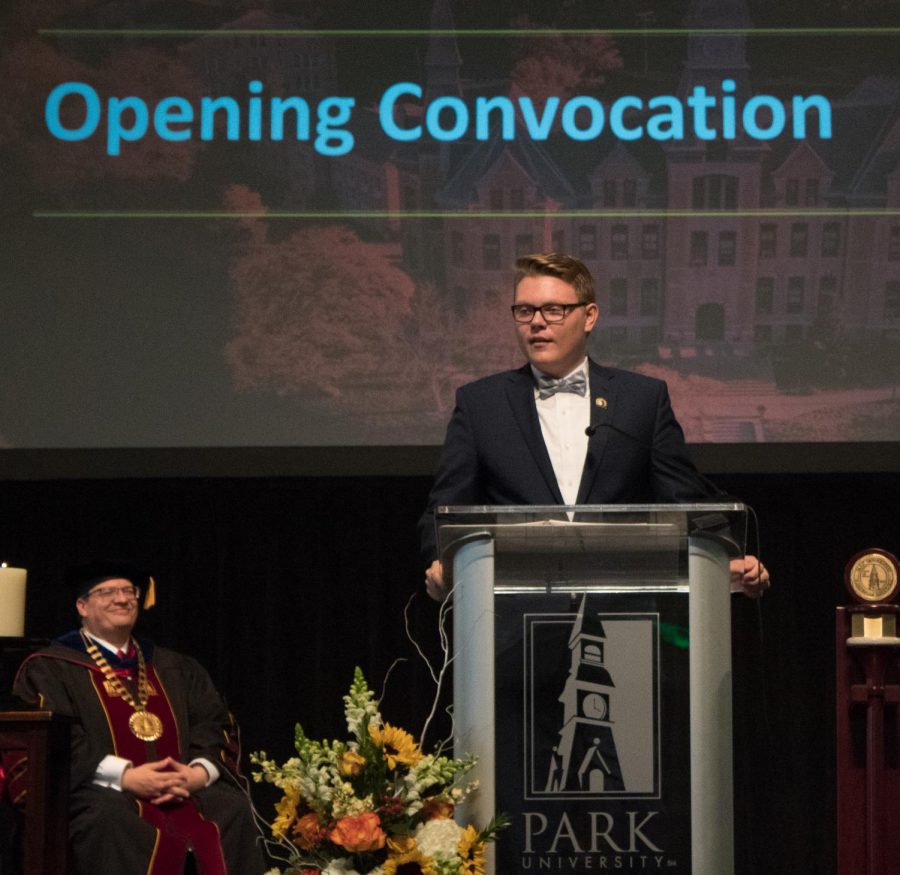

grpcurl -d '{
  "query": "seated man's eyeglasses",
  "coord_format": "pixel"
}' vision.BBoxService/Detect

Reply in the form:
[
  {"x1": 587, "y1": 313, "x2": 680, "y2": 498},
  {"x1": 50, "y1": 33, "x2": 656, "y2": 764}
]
[
  {"x1": 511, "y1": 303, "x2": 586, "y2": 323},
  {"x1": 86, "y1": 584, "x2": 141, "y2": 602}
]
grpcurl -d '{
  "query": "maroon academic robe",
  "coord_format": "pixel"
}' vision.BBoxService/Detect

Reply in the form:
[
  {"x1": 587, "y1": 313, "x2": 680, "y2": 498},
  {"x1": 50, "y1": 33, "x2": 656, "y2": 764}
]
[{"x1": 14, "y1": 634, "x2": 266, "y2": 875}]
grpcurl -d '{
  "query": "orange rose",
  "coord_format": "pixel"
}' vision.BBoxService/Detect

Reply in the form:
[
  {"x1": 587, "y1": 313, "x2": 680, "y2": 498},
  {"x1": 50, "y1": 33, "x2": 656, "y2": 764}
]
[
  {"x1": 421, "y1": 798, "x2": 454, "y2": 821},
  {"x1": 329, "y1": 812, "x2": 387, "y2": 853},
  {"x1": 293, "y1": 811, "x2": 326, "y2": 850}
]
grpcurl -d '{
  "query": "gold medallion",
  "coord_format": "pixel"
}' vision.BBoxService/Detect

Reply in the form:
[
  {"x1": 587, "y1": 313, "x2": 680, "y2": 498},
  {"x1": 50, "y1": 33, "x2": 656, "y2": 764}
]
[
  {"x1": 81, "y1": 632, "x2": 163, "y2": 742},
  {"x1": 129, "y1": 709, "x2": 164, "y2": 742},
  {"x1": 845, "y1": 549, "x2": 899, "y2": 604}
]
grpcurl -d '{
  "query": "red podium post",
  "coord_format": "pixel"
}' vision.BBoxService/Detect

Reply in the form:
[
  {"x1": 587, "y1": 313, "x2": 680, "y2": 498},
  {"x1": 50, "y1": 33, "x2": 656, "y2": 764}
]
[{"x1": 836, "y1": 550, "x2": 900, "y2": 875}]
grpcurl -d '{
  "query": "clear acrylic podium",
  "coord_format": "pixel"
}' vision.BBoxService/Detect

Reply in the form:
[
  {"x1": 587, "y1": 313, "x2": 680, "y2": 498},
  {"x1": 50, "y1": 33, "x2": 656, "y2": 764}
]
[{"x1": 436, "y1": 503, "x2": 747, "y2": 875}]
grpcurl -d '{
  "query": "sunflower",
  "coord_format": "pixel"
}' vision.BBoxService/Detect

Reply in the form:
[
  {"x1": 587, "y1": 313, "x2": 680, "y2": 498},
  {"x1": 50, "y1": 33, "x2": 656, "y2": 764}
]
[
  {"x1": 458, "y1": 825, "x2": 487, "y2": 875},
  {"x1": 368, "y1": 722, "x2": 423, "y2": 770},
  {"x1": 383, "y1": 845, "x2": 437, "y2": 875}
]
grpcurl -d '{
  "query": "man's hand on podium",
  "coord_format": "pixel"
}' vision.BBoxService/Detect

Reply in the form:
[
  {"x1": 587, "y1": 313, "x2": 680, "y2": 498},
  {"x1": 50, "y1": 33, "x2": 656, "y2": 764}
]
[
  {"x1": 731, "y1": 555, "x2": 771, "y2": 599},
  {"x1": 425, "y1": 560, "x2": 448, "y2": 602}
]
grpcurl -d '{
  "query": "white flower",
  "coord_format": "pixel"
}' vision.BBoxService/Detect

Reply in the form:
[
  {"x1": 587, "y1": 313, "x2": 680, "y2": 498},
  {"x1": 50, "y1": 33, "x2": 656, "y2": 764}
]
[
  {"x1": 331, "y1": 788, "x2": 374, "y2": 819},
  {"x1": 322, "y1": 860, "x2": 362, "y2": 875},
  {"x1": 415, "y1": 817, "x2": 464, "y2": 857}
]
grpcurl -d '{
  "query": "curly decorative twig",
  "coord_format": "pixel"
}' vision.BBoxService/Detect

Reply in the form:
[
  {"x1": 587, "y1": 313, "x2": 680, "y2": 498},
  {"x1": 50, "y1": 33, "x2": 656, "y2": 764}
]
[{"x1": 403, "y1": 582, "x2": 460, "y2": 753}]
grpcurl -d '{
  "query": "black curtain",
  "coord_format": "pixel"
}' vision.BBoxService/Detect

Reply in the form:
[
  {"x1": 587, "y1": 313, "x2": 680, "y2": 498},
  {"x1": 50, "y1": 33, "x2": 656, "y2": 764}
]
[{"x1": 1, "y1": 470, "x2": 897, "y2": 875}]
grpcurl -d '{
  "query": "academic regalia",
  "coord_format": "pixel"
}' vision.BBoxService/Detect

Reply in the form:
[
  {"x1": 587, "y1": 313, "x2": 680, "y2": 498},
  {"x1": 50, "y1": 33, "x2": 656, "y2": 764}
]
[{"x1": 14, "y1": 632, "x2": 265, "y2": 875}]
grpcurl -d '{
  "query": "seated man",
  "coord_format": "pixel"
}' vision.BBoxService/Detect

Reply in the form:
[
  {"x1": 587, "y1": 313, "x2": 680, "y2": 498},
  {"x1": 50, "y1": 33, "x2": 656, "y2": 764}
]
[{"x1": 13, "y1": 561, "x2": 266, "y2": 875}]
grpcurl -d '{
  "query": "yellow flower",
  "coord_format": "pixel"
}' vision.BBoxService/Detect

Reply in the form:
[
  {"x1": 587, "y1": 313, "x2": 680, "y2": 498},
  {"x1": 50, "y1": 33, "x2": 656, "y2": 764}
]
[
  {"x1": 383, "y1": 845, "x2": 437, "y2": 875},
  {"x1": 340, "y1": 750, "x2": 366, "y2": 776},
  {"x1": 368, "y1": 722, "x2": 423, "y2": 770},
  {"x1": 386, "y1": 834, "x2": 417, "y2": 856},
  {"x1": 271, "y1": 785, "x2": 300, "y2": 839},
  {"x1": 458, "y1": 825, "x2": 487, "y2": 875}
]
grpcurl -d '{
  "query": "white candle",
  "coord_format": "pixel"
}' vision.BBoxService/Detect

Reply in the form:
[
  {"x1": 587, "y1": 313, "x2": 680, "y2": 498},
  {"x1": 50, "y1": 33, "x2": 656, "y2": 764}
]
[{"x1": 0, "y1": 564, "x2": 27, "y2": 636}]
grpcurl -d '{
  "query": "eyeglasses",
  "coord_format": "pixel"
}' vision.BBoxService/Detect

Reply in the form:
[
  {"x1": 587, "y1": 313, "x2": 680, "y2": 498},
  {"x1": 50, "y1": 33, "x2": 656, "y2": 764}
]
[
  {"x1": 511, "y1": 303, "x2": 586, "y2": 324},
  {"x1": 85, "y1": 585, "x2": 141, "y2": 602}
]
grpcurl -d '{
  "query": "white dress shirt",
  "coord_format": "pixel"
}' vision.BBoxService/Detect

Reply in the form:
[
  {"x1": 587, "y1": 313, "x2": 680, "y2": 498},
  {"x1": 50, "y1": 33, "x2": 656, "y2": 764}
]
[{"x1": 531, "y1": 359, "x2": 591, "y2": 505}]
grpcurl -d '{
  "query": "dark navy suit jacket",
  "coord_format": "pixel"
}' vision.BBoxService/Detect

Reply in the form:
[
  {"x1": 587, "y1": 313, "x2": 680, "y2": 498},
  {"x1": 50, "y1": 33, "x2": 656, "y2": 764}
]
[{"x1": 418, "y1": 358, "x2": 715, "y2": 562}]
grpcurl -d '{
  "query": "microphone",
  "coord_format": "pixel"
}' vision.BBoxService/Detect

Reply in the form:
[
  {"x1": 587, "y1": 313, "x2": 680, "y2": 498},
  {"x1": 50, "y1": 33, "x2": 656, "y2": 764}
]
[
  {"x1": 582, "y1": 417, "x2": 764, "y2": 592},
  {"x1": 584, "y1": 420, "x2": 648, "y2": 448},
  {"x1": 583, "y1": 418, "x2": 766, "y2": 595}
]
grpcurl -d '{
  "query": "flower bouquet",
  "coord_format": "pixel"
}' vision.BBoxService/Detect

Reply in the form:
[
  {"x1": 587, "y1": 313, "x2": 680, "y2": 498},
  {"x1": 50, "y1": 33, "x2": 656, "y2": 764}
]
[{"x1": 252, "y1": 667, "x2": 504, "y2": 875}]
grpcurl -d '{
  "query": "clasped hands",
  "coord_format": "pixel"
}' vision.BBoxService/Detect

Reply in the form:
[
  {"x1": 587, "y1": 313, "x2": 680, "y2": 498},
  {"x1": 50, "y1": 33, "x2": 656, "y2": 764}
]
[
  {"x1": 121, "y1": 757, "x2": 209, "y2": 805},
  {"x1": 425, "y1": 555, "x2": 771, "y2": 602}
]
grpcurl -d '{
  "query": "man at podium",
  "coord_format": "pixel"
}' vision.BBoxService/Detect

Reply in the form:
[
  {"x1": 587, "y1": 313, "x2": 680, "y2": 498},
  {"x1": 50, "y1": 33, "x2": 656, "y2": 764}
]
[{"x1": 418, "y1": 252, "x2": 769, "y2": 602}]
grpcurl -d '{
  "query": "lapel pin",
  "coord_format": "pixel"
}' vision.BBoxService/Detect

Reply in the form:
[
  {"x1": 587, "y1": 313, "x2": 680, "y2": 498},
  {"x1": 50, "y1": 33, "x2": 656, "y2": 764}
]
[{"x1": 594, "y1": 397, "x2": 608, "y2": 409}]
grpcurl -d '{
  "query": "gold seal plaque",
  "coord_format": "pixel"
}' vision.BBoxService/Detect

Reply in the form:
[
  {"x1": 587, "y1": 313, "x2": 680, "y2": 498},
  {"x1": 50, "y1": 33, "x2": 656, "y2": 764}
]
[{"x1": 845, "y1": 549, "x2": 899, "y2": 604}]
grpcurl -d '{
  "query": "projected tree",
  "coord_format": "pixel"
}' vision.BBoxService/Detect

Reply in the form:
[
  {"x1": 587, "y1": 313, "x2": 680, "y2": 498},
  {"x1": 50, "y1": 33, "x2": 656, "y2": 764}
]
[
  {"x1": 225, "y1": 208, "x2": 416, "y2": 402},
  {"x1": 1, "y1": 38, "x2": 204, "y2": 196},
  {"x1": 224, "y1": 186, "x2": 519, "y2": 433}
]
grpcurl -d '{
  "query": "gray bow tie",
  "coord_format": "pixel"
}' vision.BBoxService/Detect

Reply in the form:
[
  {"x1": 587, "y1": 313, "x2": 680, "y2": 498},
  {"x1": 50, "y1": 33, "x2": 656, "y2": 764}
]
[{"x1": 536, "y1": 371, "x2": 587, "y2": 399}]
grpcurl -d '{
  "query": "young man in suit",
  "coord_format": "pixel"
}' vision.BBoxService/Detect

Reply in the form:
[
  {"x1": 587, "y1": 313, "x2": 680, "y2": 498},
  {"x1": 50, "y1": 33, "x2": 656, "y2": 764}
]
[{"x1": 418, "y1": 252, "x2": 769, "y2": 601}]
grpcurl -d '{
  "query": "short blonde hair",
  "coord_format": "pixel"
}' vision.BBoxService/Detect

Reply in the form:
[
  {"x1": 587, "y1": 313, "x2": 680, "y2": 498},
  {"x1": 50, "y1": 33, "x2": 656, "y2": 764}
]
[{"x1": 514, "y1": 253, "x2": 595, "y2": 304}]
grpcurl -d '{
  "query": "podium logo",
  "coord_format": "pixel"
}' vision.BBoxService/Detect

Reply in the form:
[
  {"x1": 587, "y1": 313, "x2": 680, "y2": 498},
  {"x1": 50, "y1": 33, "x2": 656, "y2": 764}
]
[{"x1": 524, "y1": 596, "x2": 660, "y2": 799}]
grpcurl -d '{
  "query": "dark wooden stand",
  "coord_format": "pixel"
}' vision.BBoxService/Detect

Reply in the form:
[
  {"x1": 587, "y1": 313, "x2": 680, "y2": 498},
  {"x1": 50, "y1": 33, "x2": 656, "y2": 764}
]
[
  {"x1": 835, "y1": 606, "x2": 900, "y2": 875},
  {"x1": 0, "y1": 709, "x2": 70, "y2": 875}
]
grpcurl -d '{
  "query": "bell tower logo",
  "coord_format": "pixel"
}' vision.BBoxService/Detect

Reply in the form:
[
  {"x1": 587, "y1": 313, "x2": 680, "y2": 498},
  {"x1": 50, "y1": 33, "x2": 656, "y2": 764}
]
[
  {"x1": 548, "y1": 597, "x2": 625, "y2": 793},
  {"x1": 524, "y1": 596, "x2": 660, "y2": 800}
]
